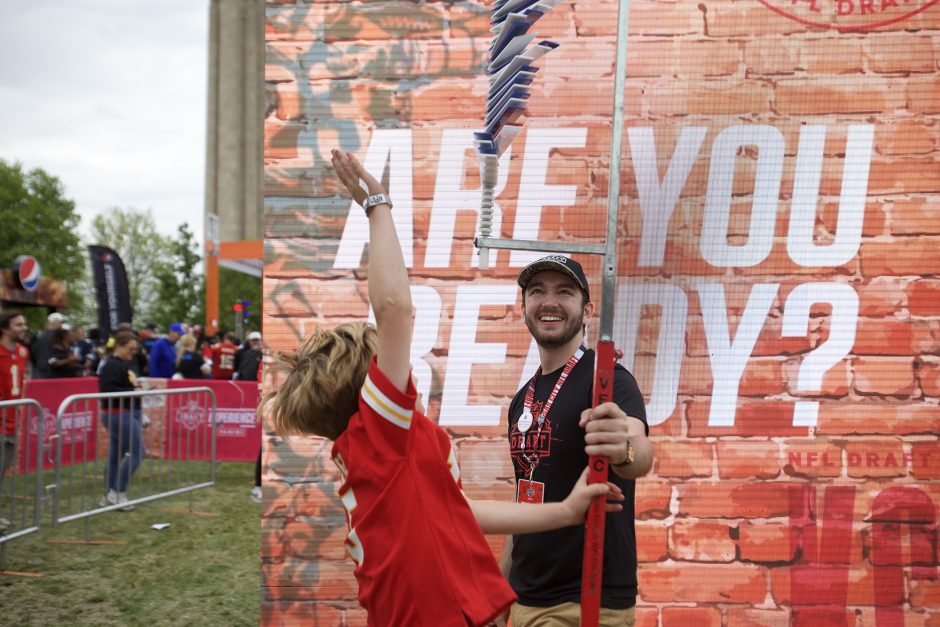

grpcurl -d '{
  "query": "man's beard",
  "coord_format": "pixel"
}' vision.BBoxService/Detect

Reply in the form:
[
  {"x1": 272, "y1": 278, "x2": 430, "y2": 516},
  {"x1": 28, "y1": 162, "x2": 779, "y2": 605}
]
[{"x1": 524, "y1": 307, "x2": 584, "y2": 350}]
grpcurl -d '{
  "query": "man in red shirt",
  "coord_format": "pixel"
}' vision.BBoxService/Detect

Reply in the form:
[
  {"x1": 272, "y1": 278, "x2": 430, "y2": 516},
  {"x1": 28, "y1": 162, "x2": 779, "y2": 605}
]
[
  {"x1": 263, "y1": 151, "x2": 622, "y2": 626},
  {"x1": 0, "y1": 311, "x2": 30, "y2": 532},
  {"x1": 211, "y1": 332, "x2": 238, "y2": 380}
]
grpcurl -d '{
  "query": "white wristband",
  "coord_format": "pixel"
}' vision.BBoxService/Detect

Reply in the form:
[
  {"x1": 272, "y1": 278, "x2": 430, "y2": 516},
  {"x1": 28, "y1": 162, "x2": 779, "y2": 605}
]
[{"x1": 362, "y1": 193, "x2": 392, "y2": 213}]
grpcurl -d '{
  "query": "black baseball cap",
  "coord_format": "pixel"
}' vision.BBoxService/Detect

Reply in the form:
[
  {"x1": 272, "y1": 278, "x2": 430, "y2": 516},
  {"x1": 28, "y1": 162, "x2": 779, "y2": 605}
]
[{"x1": 516, "y1": 255, "x2": 590, "y2": 301}]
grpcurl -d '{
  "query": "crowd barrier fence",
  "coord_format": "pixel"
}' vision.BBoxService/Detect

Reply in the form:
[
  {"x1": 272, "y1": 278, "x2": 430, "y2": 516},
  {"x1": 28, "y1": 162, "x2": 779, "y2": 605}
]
[
  {"x1": 21, "y1": 377, "x2": 259, "y2": 469},
  {"x1": 51, "y1": 387, "x2": 217, "y2": 532},
  {"x1": 0, "y1": 399, "x2": 46, "y2": 571}
]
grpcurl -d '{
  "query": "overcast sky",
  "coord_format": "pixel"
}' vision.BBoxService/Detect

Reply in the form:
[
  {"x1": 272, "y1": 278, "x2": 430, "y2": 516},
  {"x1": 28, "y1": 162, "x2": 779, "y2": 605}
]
[{"x1": 0, "y1": 1, "x2": 210, "y2": 245}]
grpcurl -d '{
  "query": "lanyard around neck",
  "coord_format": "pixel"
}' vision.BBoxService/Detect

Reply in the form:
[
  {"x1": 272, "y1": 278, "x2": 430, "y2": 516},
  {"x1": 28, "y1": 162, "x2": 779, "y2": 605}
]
[
  {"x1": 519, "y1": 347, "x2": 584, "y2": 479},
  {"x1": 523, "y1": 347, "x2": 584, "y2": 424}
]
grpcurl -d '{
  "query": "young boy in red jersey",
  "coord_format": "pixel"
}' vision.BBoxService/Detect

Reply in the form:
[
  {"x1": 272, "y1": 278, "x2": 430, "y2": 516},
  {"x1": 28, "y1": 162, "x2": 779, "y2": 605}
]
[{"x1": 263, "y1": 150, "x2": 623, "y2": 626}]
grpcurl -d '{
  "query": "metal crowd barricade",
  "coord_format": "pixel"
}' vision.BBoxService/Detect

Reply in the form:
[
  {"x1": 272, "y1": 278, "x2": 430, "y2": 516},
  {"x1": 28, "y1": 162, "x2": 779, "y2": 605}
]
[
  {"x1": 0, "y1": 398, "x2": 45, "y2": 571},
  {"x1": 51, "y1": 387, "x2": 217, "y2": 530}
]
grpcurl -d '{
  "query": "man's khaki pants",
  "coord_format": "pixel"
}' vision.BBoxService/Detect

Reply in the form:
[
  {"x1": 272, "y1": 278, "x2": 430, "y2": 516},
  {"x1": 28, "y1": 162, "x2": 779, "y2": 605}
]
[{"x1": 510, "y1": 602, "x2": 635, "y2": 627}]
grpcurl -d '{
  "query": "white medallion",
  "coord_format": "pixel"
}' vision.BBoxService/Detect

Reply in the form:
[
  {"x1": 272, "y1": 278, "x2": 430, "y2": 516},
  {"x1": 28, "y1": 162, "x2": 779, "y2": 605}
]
[{"x1": 517, "y1": 409, "x2": 534, "y2": 433}]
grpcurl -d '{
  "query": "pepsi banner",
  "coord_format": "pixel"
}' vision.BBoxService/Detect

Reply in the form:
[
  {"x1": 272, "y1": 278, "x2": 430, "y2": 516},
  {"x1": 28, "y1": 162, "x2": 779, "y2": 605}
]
[
  {"x1": 0, "y1": 257, "x2": 67, "y2": 309},
  {"x1": 88, "y1": 245, "x2": 133, "y2": 338},
  {"x1": 12, "y1": 255, "x2": 41, "y2": 292}
]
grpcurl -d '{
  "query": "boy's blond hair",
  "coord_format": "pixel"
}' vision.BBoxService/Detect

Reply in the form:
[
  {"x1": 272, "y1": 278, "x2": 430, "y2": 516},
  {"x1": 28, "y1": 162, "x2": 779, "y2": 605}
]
[{"x1": 264, "y1": 322, "x2": 377, "y2": 440}]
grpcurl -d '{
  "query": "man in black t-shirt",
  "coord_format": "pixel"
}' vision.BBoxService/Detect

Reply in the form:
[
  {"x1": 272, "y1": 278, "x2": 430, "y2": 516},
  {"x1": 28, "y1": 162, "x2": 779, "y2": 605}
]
[{"x1": 502, "y1": 256, "x2": 654, "y2": 627}]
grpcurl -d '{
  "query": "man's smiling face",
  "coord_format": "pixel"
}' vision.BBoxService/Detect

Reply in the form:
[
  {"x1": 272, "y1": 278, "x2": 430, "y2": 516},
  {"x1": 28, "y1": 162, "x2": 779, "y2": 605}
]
[
  {"x1": 3, "y1": 315, "x2": 28, "y2": 344},
  {"x1": 522, "y1": 270, "x2": 592, "y2": 350}
]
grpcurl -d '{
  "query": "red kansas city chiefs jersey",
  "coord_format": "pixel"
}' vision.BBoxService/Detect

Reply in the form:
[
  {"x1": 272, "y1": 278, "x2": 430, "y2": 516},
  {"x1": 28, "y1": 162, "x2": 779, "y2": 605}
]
[
  {"x1": 0, "y1": 343, "x2": 30, "y2": 436},
  {"x1": 332, "y1": 358, "x2": 515, "y2": 626},
  {"x1": 211, "y1": 342, "x2": 237, "y2": 379}
]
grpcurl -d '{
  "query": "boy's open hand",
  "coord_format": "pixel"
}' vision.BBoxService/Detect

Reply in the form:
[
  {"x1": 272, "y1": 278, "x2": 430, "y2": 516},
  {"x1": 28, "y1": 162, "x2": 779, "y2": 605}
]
[
  {"x1": 331, "y1": 149, "x2": 385, "y2": 207},
  {"x1": 561, "y1": 467, "x2": 624, "y2": 525}
]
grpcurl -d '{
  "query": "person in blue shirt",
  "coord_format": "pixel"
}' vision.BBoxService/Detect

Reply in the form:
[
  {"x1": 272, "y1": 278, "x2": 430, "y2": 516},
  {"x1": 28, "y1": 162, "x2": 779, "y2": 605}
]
[{"x1": 148, "y1": 322, "x2": 183, "y2": 378}]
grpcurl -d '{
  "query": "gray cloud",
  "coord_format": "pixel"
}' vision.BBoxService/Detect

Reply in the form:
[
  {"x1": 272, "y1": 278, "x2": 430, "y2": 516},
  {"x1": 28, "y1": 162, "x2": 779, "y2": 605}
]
[{"x1": 0, "y1": 1, "x2": 209, "y2": 243}]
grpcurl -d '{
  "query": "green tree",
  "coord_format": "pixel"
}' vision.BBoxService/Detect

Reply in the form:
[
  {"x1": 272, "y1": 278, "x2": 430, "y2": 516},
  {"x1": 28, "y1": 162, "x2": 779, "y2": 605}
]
[
  {"x1": 89, "y1": 207, "x2": 170, "y2": 325},
  {"x1": 151, "y1": 223, "x2": 205, "y2": 327},
  {"x1": 0, "y1": 160, "x2": 88, "y2": 330}
]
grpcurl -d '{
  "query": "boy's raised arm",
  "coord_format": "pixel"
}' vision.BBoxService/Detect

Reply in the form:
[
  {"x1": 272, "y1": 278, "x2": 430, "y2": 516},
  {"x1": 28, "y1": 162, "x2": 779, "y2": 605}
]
[{"x1": 331, "y1": 149, "x2": 413, "y2": 393}]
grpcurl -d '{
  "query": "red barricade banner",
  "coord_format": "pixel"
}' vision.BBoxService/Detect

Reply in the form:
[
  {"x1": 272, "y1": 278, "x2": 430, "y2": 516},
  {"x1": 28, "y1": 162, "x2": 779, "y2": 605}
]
[
  {"x1": 21, "y1": 378, "x2": 98, "y2": 473},
  {"x1": 19, "y1": 377, "x2": 261, "y2": 471},
  {"x1": 164, "y1": 379, "x2": 262, "y2": 462}
]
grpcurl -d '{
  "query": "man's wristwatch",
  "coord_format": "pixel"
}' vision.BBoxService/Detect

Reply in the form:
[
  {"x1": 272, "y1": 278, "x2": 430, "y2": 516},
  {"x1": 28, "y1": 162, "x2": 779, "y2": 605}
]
[
  {"x1": 362, "y1": 193, "x2": 392, "y2": 214},
  {"x1": 612, "y1": 439, "x2": 635, "y2": 467}
]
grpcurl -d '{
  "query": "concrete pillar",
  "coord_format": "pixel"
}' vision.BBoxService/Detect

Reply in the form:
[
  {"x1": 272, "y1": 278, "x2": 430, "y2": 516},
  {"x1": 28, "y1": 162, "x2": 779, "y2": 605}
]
[{"x1": 204, "y1": 0, "x2": 264, "y2": 243}]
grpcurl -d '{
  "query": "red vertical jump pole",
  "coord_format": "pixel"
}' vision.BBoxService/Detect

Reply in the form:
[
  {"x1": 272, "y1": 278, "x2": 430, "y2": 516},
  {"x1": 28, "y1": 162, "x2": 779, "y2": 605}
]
[
  {"x1": 581, "y1": 339, "x2": 616, "y2": 626},
  {"x1": 580, "y1": 0, "x2": 632, "y2": 622},
  {"x1": 475, "y1": 0, "x2": 634, "y2": 623}
]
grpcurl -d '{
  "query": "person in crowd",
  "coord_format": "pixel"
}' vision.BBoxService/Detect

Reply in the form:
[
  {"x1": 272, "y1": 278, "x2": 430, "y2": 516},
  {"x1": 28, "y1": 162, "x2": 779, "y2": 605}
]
[
  {"x1": 88, "y1": 328, "x2": 102, "y2": 343},
  {"x1": 175, "y1": 334, "x2": 211, "y2": 379},
  {"x1": 72, "y1": 326, "x2": 96, "y2": 376},
  {"x1": 234, "y1": 331, "x2": 263, "y2": 381},
  {"x1": 199, "y1": 329, "x2": 214, "y2": 365},
  {"x1": 47, "y1": 327, "x2": 81, "y2": 378},
  {"x1": 233, "y1": 334, "x2": 247, "y2": 373},
  {"x1": 250, "y1": 346, "x2": 264, "y2": 503},
  {"x1": 251, "y1": 360, "x2": 263, "y2": 503},
  {"x1": 262, "y1": 149, "x2": 623, "y2": 626},
  {"x1": 190, "y1": 324, "x2": 208, "y2": 353},
  {"x1": 115, "y1": 323, "x2": 148, "y2": 376},
  {"x1": 0, "y1": 311, "x2": 29, "y2": 532},
  {"x1": 86, "y1": 328, "x2": 104, "y2": 375},
  {"x1": 211, "y1": 332, "x2": 238, "y2": 380},
  {"x1": 98, "y1": 330, "x2": 144, "y2": 511},
  {"x1": 30, "y1": 312, "x2": 65, "y2": 379},
  {"x1": 234, "y1": 329, "x2": 261, "y2": 371},
  {"x1": 149, "y1": 322, "x2": 183, "y2": 378},
  {"x1": 251, "y1": 448, "x2": 263, "y2": 503},
  {"x1": 500, "y1": 256, "x2": 654, "y2": 627},
  {"x1": 139, "y1": 323, "x2": 159, "y2": 357}
]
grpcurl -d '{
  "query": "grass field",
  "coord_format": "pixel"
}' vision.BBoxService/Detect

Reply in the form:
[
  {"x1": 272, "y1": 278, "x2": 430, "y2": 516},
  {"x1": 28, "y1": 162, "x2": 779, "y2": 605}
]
[{"x1": 0, "y1": 462, "x2": 260, "y2": 626}]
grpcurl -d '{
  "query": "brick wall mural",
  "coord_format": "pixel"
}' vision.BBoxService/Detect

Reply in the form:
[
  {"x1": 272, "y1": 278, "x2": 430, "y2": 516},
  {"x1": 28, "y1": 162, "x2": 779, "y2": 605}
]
[{"x1": 263, "y1": 0, "x2": 940, "y2": 624}]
